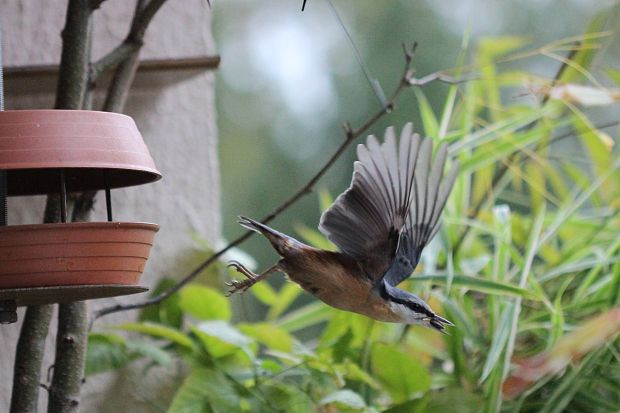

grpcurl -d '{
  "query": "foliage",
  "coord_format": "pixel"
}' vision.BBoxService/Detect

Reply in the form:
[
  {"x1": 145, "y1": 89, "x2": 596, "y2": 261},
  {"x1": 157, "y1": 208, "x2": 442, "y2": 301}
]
[{"x1": 88, "y1": 23, "x2": 620, "y2": 413}]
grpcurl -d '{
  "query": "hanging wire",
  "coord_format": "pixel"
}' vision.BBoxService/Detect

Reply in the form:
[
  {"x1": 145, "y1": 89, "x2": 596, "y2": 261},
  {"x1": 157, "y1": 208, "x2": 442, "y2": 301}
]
[{"x1": 324, "y1": 0, "x2": 388, "y2": 109}]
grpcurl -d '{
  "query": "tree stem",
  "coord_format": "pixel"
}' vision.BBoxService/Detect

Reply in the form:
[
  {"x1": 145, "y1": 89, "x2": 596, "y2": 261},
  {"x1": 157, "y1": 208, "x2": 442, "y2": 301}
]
[
  {"x1": 47, "y1": 302, "x2": 88, "y2": 413},
  {"x1": 9, "y1": 306, "x2": 54, "y2": 413},
  {"x1": 47, "y1": 1, "x2": 95, "y2": 412}
]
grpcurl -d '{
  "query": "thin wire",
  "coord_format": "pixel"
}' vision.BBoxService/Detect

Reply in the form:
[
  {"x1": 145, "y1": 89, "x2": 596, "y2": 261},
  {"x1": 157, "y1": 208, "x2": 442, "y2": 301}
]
[{"x1": 324, "y1": 0, "x2": 387, "y2": 108}]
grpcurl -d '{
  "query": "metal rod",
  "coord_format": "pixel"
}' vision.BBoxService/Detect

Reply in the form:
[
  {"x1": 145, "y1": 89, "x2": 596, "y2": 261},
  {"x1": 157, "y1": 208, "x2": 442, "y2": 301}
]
[
  {"x1": 104, "y1": 170, "x2": 112, "y2": 222},
  {"x1": 60, "y1": 169, "x2": 67, "y2": 223},
  {"x1": 0, "y1": 24, "x2": 7, "y2": 227}
]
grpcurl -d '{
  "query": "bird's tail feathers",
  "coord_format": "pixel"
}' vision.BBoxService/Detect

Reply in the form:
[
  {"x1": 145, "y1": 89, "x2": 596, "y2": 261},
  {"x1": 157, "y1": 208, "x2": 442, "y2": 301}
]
[{"x1": 238, "y1": 216, "x2": 301, "y2": 256}]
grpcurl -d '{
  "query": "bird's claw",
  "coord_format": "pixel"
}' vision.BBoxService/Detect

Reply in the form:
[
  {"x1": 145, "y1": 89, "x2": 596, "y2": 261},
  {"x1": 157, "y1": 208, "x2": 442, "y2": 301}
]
[
  {"x1": 226, "y1": 260, "x2": 257, "y2": 296},
  {"x1": 225, "y1": 278, "x2": 255, "y2": 296},
  {"x1": 227, "y1": 260, "x2": 256, "y2": 280}
]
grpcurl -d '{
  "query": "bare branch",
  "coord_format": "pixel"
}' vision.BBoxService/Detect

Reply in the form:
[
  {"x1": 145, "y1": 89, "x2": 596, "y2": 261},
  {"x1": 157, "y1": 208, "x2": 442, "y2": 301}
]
[
  {"x1": 89, "y1": 0, "x2": 166, "y2": 83},
  {"x1": 74, "y1": 0, "x2": 167, "y2": 221},
  {"x1": 90, "y1": 43, "x2": 463, "y2": 326}
]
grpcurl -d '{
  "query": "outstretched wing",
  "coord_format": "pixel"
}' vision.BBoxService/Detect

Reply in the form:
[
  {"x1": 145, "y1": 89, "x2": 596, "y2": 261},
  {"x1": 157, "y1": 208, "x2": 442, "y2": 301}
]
[
  {"x1": 383, "y1": 142, "x2": 459, "y2": 287},
  {"x1": 319, "y1": 124, "x2": 421, "y2": 278}
]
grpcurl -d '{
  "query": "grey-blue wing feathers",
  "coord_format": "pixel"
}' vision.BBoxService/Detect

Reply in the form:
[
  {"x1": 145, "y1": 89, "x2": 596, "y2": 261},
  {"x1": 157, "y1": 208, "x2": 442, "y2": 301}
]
[
  {"x1": 319, "y1": 124, "x2": 421, "y2": 277},
  {"x1": 383, "y1": 143, "x2": 459, "y2": 286},
  {"x1": 319, "y1": 123, "x2": 458, "y2": 285}
]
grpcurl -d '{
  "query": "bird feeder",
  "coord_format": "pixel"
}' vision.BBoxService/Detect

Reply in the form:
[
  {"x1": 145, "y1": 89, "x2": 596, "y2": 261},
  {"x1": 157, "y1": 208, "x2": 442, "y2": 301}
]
[{"x1": 0, "y1": 110, "x2": 160, "y2": 323}]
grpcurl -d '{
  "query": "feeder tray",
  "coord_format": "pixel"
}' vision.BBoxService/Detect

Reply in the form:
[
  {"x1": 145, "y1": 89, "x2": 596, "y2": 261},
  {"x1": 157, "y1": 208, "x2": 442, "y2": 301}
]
[
  {"x1": 0, "y1": 285, "x2": 148, "y2": 307},
  {"x1": 0, "y1": 110, "x2": 161, "y2": 310}
]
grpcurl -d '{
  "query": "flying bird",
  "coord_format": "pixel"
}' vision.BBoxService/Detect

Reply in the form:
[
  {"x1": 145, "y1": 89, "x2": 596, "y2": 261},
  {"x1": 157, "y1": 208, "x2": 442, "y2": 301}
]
[{"x1": 227, "y1": 124, "x2": 459, "y2": 332}]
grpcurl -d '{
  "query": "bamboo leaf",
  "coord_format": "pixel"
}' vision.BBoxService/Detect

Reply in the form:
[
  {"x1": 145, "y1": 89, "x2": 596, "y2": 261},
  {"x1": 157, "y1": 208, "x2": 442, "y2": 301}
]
[
  {"x1": 113, "y1": 322, "x2": 198, "y2": 351},
  {"x1": 277, "y1": 301, "x2": 333, "y2": 332},
  {"x1": 410, "y1": 274, "x2": 540, "y2": 300},
  {"x1": 415, "y1": 89, "x2": 439, "y2": 138}
]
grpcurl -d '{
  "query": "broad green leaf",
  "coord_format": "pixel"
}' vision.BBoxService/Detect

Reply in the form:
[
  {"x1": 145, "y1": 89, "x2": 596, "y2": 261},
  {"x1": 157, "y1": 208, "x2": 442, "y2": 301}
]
[
  {"x1": 114, "y1": 322, "x2": 197, "y2": 351},
  {"x1": 238, "y1": 322, "x2": 293, "y2": 352},
  {"x1": 168, "y1": 368, "x2": 238, "y2": 413},
  {"x1": 338, "y1": 360, "x2": 380, "y2": 389},
  {"x1": 319, "y1": 390, "x2": 366, "y2": 410},
  {"x1": 85, "y1": 333, "x2": 129, "y2": 376},
  {"x1": 371, "y1": 343, "x2": 431, "y2": 403},
  {"x1": 178, "y1": 284, "x2": 231, "y2": 321},
  {"x1": 417, "y1": 387, "x2": 485, "y2": 413},
  {"x1": 125, "y1": 340, "x2": 172, "y2": 368},
  {"x1": 139, "y1": 278, "x2": 183, "y2": 328},
  {"x1": 259, "y1": 383, "x2": 314, "y2": 413},
  {"x1": 195, "y1": 320, "x2": 252, "y2": 348},
  {"x1": 86, "y1": 333, "x2": 172, "y2": 376}
]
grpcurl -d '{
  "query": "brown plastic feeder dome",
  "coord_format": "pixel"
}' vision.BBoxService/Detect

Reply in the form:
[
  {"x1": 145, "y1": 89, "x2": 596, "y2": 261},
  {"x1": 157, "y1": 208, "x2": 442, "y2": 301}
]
[
  {"x1": 0, "y1": 110, "x2": 161, "y2": 308},
  {"x1": 0, "y1": 110, "x2": 161, "y2": 195}
]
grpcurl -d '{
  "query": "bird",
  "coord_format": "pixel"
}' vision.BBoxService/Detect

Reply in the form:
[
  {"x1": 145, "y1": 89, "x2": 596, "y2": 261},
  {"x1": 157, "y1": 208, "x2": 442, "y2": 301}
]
[{"x1": 227, "y1": 123, "x2": 459, "y2": 332}]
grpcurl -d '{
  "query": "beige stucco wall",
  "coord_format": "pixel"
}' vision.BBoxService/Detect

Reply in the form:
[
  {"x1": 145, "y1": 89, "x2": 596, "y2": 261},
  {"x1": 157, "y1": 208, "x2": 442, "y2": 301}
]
[{"x1": 0, "y1": 0, "x2": 219, "y2": 411}]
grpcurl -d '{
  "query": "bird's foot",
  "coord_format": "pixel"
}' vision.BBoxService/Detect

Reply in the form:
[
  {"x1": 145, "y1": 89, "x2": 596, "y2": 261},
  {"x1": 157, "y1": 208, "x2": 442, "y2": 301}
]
[{"x1": 226, "y1": 261, "x2": 258, "y2": 296}]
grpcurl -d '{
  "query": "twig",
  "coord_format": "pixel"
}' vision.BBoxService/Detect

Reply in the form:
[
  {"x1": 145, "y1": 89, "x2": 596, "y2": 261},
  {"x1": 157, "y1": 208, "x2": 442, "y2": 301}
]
[
  {"x1": 73, "y1": 0, "x2": 167, "y2": 222},
  {"x1": 90, "y1": 42, "x2": 465, "y2": 326}
]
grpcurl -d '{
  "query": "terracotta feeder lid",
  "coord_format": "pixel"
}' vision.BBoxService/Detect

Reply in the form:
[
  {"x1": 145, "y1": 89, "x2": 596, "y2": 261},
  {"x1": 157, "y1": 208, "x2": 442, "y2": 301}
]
[{"x1": 0, "y1": 109, "x2": 161, "y2": 195}]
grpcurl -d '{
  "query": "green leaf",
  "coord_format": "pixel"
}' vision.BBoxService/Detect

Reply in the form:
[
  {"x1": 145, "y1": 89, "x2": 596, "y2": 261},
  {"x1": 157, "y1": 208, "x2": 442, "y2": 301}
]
[
  {"x1": 294, "y1": 223, "x2": 336, "y2": 250},
  {"x1": 318, "y1": 189, "x2": 334, "y2": 212},
  {"x1": 195, "y1": 320, "x2": 252, "y2": 348},
  {"x1": 178, "y1": 284, "x2": 231, "y2": 321},
  {"x1": 259, "y1": 383, "x2": 314, "y2": 413},
  {"x1": 277, "y1": 301, "x2": 333, "y2": 332},
  {"x1": 605, "y1": 68, "x2": 620, "y2": 85},
  {"x1": 125, "y1": 340, "x2": 172, "y2": 368},
  {"x1": 319, "y1": 390, "x2": 366, "y2": 410},
  {"x1": 415, "y1": 89, "x2": 439, "y2": 138},
  {"x1": 410, "y1": 274, "x2": 540, "y2": 300},
  {"x1": 266, "y1": 282, "x2": 303, "y2": 320},
  {"x1": 371, "y1": 343, "x2": 431, "y2": 403},
  {"x1": 139, "y1": 278, "x2": 183, "y2": 328},
  {"x1": 250, "y1": 281, "x2": 278, "y2": 306},
  {"x1": 85, "y1": 332, "x2": 172, "y2": 376},
  {"x1": 238, "y1": 322, "x2": 293, "y2": 352},
  {"x1": 557, "y1": 14, "x2": 608, "y2": 84},
  {"x1": 114, "y1": 322, "x2": 197, "y2": 351},
  {"x1": 85, "y1": 333, "x2": 130, "y2": 376},
  {"x1": 479, "y1": 304, "x2": 514, "y2": 383},
  {"x1": 168, "y1": 368, "x2": 238, "y2": 413}
]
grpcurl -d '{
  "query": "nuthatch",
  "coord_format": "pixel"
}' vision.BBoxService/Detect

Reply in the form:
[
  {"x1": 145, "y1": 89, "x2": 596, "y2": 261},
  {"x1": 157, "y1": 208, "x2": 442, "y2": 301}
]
[{"x1": 228, "y1": 124, "x2": 459, "y2": 332}]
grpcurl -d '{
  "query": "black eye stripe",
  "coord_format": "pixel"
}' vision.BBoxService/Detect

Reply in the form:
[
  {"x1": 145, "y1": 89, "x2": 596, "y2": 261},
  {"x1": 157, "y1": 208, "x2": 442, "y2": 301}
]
[{"x1": 379, "y1": 283, "x2": 434, "y2": 318}]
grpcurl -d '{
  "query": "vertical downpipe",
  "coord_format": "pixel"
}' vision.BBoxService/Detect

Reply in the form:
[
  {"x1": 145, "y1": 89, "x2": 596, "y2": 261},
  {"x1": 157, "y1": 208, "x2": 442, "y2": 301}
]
[{"x1": 0, "y1": 23, "x2": 17, "y2": 324}]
